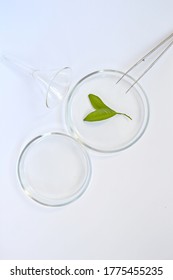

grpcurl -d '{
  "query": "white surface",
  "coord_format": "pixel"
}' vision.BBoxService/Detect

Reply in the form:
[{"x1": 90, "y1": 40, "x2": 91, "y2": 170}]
[{"x1": 0, "y1": 0, "x2": 173, "y2": 259}]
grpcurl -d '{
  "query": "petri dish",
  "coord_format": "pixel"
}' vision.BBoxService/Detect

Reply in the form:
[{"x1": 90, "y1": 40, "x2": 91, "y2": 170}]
[
  {"x1": 66, "y1": 70, "x2": 149, "y2": 154},
  {"x1": 17, "y1": 132, "x2": 91, "y2": 206}
]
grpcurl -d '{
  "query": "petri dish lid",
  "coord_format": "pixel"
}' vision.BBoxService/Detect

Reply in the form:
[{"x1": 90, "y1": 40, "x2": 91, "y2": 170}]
[
  {"x1": 17, "y1": 132, "x2": 91, "y2": 206},
  {"x1": 66, "y1": 70, "x2": 149, "y2": 154}
]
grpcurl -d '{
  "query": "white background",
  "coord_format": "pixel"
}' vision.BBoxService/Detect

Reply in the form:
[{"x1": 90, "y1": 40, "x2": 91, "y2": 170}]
[{"x1": 0, "y1": 0, "x2": 173, "y2": 260}]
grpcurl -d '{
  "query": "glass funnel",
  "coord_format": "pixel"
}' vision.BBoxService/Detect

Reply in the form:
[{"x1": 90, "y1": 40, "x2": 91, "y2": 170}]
[{"x1": 0, "y1": 54, "x2": 72, "y2": 108}]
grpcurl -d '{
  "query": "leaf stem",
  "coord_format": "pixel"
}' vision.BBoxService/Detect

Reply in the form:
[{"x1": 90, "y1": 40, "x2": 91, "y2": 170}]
[{"x1": 117, "y1": 112, "x2": 132, "y2": 120}]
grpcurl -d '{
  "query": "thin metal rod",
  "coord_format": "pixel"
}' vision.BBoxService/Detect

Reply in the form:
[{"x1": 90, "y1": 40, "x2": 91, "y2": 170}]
[
  {"x1": 116, "y1": 33, "x2": 173, "y2": 91},
  {"x1": 126, "y1": 38, "x2": 173, "y2": 93}
]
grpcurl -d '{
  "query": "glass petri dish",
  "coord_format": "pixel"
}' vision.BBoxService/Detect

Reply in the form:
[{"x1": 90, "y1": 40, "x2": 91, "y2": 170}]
[
  {"x1": 17, "y1": 132, "x2": 91, "y2": 206},
  {"x1": 66, "y1": 70, "x2": 149, "y2": 154}
]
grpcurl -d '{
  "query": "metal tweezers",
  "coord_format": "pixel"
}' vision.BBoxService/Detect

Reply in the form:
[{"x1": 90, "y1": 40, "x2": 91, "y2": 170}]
[{"x1": 117, "y1": 32, "x2": 173, "y2": 93}]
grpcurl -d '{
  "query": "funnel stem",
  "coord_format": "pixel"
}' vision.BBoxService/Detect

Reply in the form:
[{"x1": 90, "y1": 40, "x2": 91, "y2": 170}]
[{"x1": 0, "y1": 54, "x2": 35, "y2": 75}]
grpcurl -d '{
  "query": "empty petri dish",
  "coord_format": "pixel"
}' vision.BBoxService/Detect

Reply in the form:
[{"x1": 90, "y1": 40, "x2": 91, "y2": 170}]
[
  {"x1": 17, "y1": 132, "x2": 91, "y2": 206},
  {"x1": 66, "y1": 70, "x2": 149, "y2": 153}
]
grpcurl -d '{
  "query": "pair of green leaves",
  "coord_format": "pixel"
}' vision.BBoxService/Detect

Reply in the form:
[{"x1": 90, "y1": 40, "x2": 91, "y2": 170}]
[{"x1": 83, "y1": 94, "x2": 132, "y2": 122}]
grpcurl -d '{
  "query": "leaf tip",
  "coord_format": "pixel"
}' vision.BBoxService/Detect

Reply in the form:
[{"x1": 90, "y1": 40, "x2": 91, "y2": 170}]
[{"x1": 88, "y1": 93, "x2": 95, "y2": 100}]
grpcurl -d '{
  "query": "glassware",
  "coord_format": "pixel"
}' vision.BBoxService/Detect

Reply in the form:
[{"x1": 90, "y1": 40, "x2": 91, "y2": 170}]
[
  {"x1": 0, "y1": 54, "x2": 72, "y2": 108},
  {"x1": 18, "y1": 133, "x2": 91, "y2": 206},
  {"x1": 66, "y1": 70, "x2": 149, "y2": 154}
]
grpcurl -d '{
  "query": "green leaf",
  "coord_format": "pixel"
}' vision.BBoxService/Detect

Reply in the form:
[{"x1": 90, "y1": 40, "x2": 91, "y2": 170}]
[
  {"x1": 84, "y1": 94, "x2": 132, "y2": 122},
  {"x1": 88, "y1": 94, "x2": 108, "y2": 109},
  {"x1": 84, "y1": 108, "x2": 116, "y2": 122}
]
